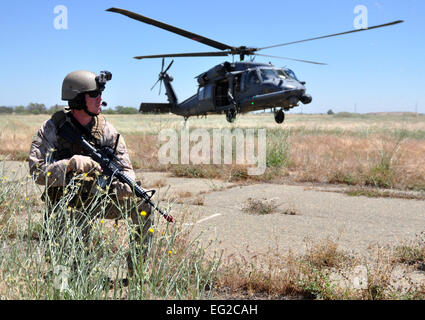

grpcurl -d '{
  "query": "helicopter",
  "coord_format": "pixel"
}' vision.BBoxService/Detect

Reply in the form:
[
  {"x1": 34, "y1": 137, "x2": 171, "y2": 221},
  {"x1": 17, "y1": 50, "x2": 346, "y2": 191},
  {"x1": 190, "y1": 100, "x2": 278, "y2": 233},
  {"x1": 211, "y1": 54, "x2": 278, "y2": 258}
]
[{"x1": 106, "y1": 7, "x2": 403, "y2": 124}]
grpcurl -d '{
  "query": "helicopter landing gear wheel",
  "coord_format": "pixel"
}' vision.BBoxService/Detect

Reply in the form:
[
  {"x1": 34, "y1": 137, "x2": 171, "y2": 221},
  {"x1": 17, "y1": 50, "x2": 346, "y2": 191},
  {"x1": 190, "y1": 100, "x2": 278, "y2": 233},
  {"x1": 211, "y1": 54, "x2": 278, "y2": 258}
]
[
  {"x1": 274, "y1": 109, "x2": 285, "y2": 124},
  {"x1": 226, "y1": 108, "x2": 236, "y2": 123}
]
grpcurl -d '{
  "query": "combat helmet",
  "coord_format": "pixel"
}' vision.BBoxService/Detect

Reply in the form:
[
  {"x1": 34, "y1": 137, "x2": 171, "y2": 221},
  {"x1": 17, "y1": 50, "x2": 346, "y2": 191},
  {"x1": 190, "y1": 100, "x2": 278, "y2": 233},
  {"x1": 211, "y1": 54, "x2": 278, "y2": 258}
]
[
  {"x1": 62, "y1": 70, "x2": 99, "y2": 101},
  {"x1": 61, "y1": 70, "x2": 112, "y2": 114}
]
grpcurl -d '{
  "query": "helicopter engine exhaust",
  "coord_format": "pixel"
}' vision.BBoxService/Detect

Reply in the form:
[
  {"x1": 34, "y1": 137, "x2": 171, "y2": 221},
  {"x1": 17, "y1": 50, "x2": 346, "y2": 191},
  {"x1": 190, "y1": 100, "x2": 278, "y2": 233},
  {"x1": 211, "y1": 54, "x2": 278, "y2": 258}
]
[{"x1": 197, "y1": 62, "x2": 232, "y2": 85}]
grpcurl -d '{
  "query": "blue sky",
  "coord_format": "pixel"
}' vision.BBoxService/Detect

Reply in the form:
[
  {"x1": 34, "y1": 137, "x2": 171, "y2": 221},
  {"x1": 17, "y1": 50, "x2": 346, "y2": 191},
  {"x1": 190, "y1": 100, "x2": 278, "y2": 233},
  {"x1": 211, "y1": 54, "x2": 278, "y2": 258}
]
[{"x1": 0, "y1": 0, "x2": 423, "y2": 113}]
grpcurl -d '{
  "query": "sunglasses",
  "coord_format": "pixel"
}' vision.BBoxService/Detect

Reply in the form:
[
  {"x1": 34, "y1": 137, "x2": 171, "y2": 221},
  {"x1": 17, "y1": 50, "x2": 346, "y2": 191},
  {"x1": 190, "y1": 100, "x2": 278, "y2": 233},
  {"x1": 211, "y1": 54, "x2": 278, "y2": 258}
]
[{"x1": 86, "y1": 90, "x2": 102, "y2": 98}]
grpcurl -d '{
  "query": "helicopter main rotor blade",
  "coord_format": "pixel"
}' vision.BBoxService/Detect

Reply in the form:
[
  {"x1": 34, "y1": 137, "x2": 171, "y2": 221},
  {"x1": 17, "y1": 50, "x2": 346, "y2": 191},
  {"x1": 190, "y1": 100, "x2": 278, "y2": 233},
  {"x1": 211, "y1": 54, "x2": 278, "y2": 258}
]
[
  {"x1": 134, "y1": 51, "x2": 229, "y2": 59},
  {"x1": 259, "y1": 20, "x2": 404, "y2": 51},
  {"x1": 107, "y1": 7, "x2": 235, "y2": 51},
  {"x1": 255, "y1": 53, "x2": 327, "y2": 65}
]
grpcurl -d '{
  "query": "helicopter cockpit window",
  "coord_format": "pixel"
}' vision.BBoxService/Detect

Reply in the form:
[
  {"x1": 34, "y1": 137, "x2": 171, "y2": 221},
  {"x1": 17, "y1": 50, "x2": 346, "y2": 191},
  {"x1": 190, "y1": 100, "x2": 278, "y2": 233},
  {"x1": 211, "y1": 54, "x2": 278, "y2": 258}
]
[
  {"x1": 276, "y1": 70, "x2": 287, "y2": 79},
  {"x1": 260, "y1": 69, "x2": 277, "y2": 81},
  {"x1": 247, "y1": 70, "x2": 260, "y2": 85},
  {"x1": 285, "y1": 69, "x2": 299, "y2": 80}
]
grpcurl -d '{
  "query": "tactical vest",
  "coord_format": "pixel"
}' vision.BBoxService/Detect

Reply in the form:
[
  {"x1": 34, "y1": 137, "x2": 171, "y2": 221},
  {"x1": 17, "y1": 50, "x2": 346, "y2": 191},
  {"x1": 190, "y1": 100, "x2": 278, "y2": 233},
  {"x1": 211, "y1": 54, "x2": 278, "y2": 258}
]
[
  {"x1": 44, "y1": 110, "x2": 106, "y2": 206},
  {"x1": 51, "y1": 110, "x2": 105, "y2": 160}
]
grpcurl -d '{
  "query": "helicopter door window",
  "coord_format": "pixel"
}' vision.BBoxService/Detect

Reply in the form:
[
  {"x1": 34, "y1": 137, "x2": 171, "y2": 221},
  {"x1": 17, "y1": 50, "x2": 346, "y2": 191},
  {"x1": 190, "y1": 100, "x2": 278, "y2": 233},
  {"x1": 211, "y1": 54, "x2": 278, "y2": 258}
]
[
  {"x1": 198, "y1": 87, "x2": 205, "y2": 100},
  {"x1": 234, "y1": 75, "x2": 241, "y2": 93},
  {"x1": 247, "y1": 70, "x2": 260, "y2": 85},
  {"x1": 204, "y1": 85, "x2": 213, "y2": 99}
]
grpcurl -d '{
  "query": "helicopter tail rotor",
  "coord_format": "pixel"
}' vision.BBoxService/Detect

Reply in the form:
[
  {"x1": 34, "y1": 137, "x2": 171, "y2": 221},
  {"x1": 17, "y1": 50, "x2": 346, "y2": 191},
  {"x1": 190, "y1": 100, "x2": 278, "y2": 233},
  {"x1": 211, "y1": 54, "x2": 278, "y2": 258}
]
[{"x1": 151, "y1": 58, "x2": 174, "y2": 95}]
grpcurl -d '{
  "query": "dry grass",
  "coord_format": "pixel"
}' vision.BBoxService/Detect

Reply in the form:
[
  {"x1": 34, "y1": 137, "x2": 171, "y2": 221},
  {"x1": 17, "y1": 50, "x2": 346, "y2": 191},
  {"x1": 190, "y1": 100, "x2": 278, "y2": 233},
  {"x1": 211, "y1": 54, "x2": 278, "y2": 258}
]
[
  {"x1": 344, "y1": 188, "x2": 425, "y2": 200},
  {"x1": 290, "y1": 134, "x2": 425, "y2": 190},
  {"x1": 281, "y1": 201, "x2": 297, "y2": 215},
  {"x1": 148, "y1": 178, "x2": 167, "y2": 188},
  {"x1": 214, "y1": 237, "x2": 425, "y2": 300},
  {"x1": 1, "y1": 113, "x2": 424, "y2": 190},
  {"x1": 173, "y1": 194, "x2": 205, "y2": 206},
  {"x1": 216, "y1": 249, "x2": 309, "y2": 299},
  {"x1": 242, "y1": 197, "x2": 280, "y2": 215},
  {"x1": 177, "y1": 191, "x2": 192, "y2": 198},
  {"x1": 303, "y1": 238, "x2": 352, "y2": 269},
  {"x1": 392, "y1": 232, "x2": 425, "y2": 269},
  {"x1": 2, "y1": 113, "x2": 424, "y2": 300},
  {"x1": 0, "y1": 176, "x2": 220, "y2": 300}
]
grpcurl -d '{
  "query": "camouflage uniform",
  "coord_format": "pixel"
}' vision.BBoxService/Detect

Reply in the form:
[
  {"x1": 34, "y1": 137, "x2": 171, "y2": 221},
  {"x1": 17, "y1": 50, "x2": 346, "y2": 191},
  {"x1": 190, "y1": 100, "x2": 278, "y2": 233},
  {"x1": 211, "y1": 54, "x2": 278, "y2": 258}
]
[{"x1": 29, "y1": 110, "x2": 152, "y2": 275}]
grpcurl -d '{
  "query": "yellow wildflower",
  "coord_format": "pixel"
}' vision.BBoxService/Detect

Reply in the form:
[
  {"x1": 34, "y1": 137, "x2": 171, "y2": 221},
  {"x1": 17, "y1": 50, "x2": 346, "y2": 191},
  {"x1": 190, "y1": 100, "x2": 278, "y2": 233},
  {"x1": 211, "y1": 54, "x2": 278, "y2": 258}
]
[
  {"x1": 140, "y1": 210, "x2": 147, "y2": 217},
  {"x1": 47, "y1": 171, "x2": 51, "y2": 177},
  {"x1": 100, "y1": 219, "x2": 105, "y2": 224},
  {"x1": 148, "y1": 228, "x2": 154, "y2": 234}
]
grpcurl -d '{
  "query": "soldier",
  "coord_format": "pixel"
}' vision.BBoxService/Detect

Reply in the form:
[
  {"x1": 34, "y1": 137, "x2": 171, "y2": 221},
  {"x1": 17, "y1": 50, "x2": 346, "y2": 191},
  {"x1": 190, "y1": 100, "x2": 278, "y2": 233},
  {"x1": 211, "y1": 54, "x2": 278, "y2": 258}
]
[{"x1": 28, "y1": 70, "x2": 152, "y2": 285}]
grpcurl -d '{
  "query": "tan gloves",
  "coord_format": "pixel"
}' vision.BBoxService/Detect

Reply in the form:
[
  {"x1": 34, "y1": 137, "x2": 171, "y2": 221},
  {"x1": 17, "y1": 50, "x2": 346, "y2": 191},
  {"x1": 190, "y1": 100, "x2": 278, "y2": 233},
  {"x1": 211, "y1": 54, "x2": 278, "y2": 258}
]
[
  {"x1": 67, "y1": 155, "x2": 134, "y2": 199},
  {"x1": 68, "y1": 155, "x2": 101, "y2": 174}
]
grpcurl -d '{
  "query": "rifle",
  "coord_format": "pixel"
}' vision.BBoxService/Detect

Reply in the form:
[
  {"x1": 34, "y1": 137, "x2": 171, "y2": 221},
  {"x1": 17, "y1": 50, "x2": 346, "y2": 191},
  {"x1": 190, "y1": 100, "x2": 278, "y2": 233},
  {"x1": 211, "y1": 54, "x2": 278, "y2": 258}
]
[{"x1": 57, "y1": 121, "x2": 174, "y2": 223}]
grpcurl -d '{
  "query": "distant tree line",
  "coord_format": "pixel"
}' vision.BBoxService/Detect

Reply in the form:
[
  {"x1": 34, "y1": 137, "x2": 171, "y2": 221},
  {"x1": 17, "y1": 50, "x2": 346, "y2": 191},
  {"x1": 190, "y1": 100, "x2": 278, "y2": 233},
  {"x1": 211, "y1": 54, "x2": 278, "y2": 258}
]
[
  {"x1": 0, "y1": 103, "x2": 139, "y2": 115},
  {"x1": 103, "y1": 106, "x2": 138, "y2": 114}
]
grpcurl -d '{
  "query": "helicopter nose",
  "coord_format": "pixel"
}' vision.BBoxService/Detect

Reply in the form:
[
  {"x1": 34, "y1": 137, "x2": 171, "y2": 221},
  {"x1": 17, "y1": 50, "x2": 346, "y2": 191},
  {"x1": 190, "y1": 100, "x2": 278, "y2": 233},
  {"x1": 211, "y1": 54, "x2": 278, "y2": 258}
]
[{"x1": 301, "y1": 94, "x2": 312, "y2": 104}]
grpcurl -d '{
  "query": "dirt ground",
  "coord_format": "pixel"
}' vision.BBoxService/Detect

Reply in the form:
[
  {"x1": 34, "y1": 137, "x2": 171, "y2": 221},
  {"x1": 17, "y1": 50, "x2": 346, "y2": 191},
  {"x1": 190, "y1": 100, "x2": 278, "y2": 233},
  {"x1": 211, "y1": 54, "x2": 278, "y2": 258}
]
[
  {"x1": 2, "y1": 160, "x2": 424, "y2": 260},
  {"x1": 3, "y1": 160, "x2": 425, "y2": 297},
  {"x1": 138, "y1": 171, "x2": 425, "y2": 260}
]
